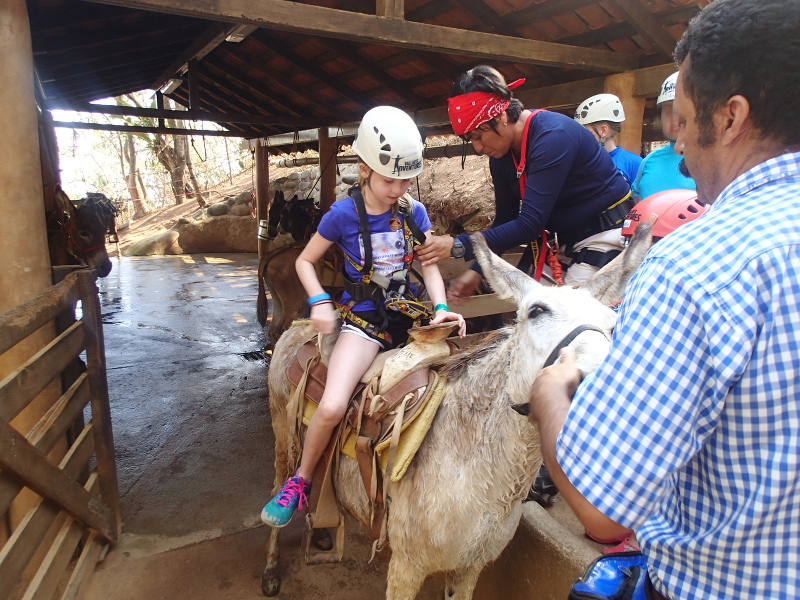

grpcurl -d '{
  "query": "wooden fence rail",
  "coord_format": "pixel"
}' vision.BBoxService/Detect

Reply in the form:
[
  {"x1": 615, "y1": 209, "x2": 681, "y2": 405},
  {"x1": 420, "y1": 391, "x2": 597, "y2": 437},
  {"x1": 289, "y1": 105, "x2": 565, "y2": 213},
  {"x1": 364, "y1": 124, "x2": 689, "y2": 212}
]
[{"x1": 0, "y1": 269, "x2": 119, "y2": 600}]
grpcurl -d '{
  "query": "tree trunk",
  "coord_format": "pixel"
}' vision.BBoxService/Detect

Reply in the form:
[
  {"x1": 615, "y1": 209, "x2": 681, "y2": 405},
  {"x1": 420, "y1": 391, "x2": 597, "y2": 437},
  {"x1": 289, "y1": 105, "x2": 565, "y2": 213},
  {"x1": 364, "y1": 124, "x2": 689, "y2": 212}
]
[
  {"x1": 122, "y1": 133, "x2": 148, "y2": 218},
  {"x1": 185, "y1": 147, "x2": 206, "y2": 208}
]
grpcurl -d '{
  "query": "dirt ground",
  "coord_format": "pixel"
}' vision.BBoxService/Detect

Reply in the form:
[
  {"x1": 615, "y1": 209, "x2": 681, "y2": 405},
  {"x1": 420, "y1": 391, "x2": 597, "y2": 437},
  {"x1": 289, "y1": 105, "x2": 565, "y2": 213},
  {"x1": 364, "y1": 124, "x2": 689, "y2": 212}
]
[{"x1": 114, "y1": 151, "x2": 496, "y2": 254}]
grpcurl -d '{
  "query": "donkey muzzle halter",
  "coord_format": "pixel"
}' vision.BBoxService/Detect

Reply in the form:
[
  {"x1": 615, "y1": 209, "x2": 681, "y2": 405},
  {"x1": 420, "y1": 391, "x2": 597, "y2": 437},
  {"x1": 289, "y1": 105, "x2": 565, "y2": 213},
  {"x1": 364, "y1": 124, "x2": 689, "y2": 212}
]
[{"x1": 511, "y1": 324, "x2": 609, "y2": 416}]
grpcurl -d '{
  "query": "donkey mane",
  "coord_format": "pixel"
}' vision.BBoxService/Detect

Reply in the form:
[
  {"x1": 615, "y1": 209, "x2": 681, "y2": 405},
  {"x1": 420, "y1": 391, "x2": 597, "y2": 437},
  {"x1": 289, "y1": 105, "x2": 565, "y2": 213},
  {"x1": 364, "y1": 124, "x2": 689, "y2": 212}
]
[{"x1": 440, "y1": 328, "x2": 512, "y2": 378}]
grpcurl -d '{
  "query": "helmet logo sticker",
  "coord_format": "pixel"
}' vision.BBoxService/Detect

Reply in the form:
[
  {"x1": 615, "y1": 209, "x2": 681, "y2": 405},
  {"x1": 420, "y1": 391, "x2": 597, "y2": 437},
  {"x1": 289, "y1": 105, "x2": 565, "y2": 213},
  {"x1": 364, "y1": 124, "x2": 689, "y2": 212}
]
[{"x1": 391, "y1": 155, "x2": 423, "y2": 175}]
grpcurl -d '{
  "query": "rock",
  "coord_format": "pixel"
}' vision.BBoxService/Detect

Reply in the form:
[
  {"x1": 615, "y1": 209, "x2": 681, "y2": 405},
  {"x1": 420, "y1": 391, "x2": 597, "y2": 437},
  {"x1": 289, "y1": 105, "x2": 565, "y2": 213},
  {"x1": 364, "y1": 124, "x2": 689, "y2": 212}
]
[
  {"x1": 191, "y1": 209, "x2": 205, "y2": 220},
  {"x1": 229, "y1": 203, "x2": 253, "y2": 216},
  {"x1": 207, "y1": 202, "x2": 230, "y2": 217},
  {"x1": 125, "y1": 230, "x2": 182, "y2": 256},
  {"x1": 176, "y1": 217, "x2": 192, "y2": 225},
  {"x1": 287, "y1": 172, "x2": 300, "y2": 182},
  {"x1": 171, "y1": 216, "x2": 257, "y2": 253},
  {"x1": 235, "y1": 190, "x2": 252, "y2": 204},
  {"x1": 300, "y1": 170, "x2": 310, "y2": 181}
]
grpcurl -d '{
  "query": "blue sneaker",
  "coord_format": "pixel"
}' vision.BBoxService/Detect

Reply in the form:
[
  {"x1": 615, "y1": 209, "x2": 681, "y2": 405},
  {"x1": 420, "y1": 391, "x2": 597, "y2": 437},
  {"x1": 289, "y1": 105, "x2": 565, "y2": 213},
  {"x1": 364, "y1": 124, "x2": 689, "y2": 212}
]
[{"x1": 261, "y1": 476, "x2": 311, "y2": 528}]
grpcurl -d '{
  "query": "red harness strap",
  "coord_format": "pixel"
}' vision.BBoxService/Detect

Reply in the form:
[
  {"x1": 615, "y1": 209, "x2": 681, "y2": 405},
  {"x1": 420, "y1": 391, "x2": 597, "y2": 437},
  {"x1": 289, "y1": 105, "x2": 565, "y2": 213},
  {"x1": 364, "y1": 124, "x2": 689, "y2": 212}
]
[{"x1": 511, "y1": 110, "x2": 563, "y2": 285}]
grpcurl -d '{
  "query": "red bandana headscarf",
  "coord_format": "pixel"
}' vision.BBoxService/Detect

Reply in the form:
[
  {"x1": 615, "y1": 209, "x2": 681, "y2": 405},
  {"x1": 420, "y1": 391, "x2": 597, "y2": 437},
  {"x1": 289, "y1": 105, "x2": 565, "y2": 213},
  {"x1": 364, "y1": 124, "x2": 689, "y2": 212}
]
[{"x1": 448, "y1": 79, "x2": 525, "y2": 136}]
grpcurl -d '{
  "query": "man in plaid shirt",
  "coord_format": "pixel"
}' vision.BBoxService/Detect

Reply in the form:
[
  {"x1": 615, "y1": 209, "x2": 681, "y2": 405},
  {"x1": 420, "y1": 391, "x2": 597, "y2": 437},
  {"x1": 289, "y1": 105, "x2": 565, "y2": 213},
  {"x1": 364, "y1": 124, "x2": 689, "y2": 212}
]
[{"x1": 528, "y1": 1, "x2": 800, "y2": 598}]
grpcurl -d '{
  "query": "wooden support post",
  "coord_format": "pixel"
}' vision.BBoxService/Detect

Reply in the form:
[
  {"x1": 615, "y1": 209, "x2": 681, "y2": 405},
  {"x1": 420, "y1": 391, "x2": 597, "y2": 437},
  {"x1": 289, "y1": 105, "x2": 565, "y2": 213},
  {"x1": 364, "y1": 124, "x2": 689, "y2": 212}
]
[
  {"x1": 156, "y1": 91, "x2": 165, "y2": 129},
  {"x1": 0, "y1": 0, "x2": 61, "y2": 539},
  {"x1": 255, "y1": 142, "x2": 270, "y2": 258},
  {"x1": 188, "y1": 59, "x2": 199, "y2": 114},
  {"x1": 377, "y1": 0, "x2": 404, "y2": 19},
  {"x1": 604, "y1": 71, "x2": 645, "y2": 156},
  {"x1": 318, "y1": 128, "x2": 337, "y2": 213}
]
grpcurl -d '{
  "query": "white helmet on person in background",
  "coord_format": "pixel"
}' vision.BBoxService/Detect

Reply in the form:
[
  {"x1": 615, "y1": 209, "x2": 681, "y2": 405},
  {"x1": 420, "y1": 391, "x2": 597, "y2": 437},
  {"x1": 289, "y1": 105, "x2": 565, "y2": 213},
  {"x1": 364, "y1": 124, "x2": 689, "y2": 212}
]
[
  {"x1": 352, "y1": 106, "x2": 424, "y2": 179},
  {"x1": 657, "y1": 72, "x2": 678, "y2": 106},
  {"x1": 574, "y1": 93, "x2": 626, "y2": 125}
]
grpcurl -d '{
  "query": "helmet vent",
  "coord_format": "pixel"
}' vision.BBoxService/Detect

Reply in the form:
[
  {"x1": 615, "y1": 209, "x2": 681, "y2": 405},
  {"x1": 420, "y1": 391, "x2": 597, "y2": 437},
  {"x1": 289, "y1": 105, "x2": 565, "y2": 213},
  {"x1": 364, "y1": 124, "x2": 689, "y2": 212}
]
[{"x1": 379, "y1": 152, "x2": 391, "y2": 165}]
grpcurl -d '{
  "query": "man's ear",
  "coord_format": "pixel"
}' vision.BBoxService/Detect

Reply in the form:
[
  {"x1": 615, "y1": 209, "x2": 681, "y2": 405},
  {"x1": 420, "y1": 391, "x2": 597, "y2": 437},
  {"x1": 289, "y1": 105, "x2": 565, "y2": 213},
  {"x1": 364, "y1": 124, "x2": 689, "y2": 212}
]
[{"x1": 719, "y1": 94, "x2": 751, "y2": 146}]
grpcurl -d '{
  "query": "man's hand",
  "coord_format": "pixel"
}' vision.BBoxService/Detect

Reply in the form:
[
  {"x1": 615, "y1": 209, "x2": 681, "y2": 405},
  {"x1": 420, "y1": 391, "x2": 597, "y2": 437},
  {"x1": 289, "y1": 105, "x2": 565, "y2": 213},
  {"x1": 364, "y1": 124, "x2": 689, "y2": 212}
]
[
  {"x1": 447, "y1": 270, "x2": 482, "y2": 305},
  {"x1": 416, "y1": 235, "x2": 454, "y2": 266},
  {"x1": 528, "y1": 346, "x2": 581, "y2": 425}
]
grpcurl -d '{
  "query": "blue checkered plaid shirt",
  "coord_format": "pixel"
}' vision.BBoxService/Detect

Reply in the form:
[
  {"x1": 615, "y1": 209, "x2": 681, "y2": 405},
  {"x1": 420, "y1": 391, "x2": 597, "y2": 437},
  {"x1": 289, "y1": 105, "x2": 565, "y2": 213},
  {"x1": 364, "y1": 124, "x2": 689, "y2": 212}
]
[{"x1": 558, "y1": 150, "x2": 800, "y2": 600}]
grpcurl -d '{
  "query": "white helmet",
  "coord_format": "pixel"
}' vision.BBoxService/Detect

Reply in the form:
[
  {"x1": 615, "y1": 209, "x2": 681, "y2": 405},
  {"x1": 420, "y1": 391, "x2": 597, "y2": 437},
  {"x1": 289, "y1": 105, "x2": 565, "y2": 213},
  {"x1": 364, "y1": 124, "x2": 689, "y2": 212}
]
[
  {"x1": 657, "y1": 72, "x2": 678, "y2": 105},
  {"x1": 574, "y1": 93, "x2": 625, "y2": 124},
  {"x1": 352, "y1": 106, "x2": 424, "y2": 179}
]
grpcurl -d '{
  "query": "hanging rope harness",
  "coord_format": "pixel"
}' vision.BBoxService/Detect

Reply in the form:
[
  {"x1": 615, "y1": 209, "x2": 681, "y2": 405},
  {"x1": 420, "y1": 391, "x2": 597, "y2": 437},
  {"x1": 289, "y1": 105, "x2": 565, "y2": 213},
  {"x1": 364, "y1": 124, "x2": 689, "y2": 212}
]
[{"x1": 337, "y1": 187, "x2": 432, "y2": 346}]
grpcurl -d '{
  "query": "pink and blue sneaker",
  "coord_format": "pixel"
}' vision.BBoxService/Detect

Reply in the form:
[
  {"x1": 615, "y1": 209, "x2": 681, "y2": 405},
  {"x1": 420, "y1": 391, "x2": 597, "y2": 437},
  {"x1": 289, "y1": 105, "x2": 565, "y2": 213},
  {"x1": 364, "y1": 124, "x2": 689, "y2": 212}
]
[{"x1": 261, "y1": 475, "x2": 311, "y2": 528}]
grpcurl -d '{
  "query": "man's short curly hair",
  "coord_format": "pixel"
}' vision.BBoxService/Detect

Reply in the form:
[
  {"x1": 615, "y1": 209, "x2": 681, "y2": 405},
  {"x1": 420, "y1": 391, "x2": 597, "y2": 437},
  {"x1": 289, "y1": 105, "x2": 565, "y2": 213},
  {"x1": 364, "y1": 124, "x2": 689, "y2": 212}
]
[{"x1": 674, "y1": 0, "x2": 800, "y2": 147}]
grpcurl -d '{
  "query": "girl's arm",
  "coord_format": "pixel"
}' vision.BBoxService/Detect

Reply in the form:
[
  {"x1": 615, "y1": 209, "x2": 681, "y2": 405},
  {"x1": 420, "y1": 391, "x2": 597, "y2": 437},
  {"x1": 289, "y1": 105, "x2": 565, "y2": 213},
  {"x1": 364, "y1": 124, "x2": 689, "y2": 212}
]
[
  {"x1": 419, "y1": 230, "x2": 466, "y2": 337},
  {"x1": 296, "y1": 233, "x2": 339, "y2": 334}
]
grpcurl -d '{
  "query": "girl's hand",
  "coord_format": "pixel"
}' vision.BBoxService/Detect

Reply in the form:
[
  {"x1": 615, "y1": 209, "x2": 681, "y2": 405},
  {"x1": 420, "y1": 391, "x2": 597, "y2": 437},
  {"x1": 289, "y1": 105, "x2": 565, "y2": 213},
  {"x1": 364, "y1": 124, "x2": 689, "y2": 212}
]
[
  {"x1": 429, "y1": 308, "x2": 466, "y2": 338},
  {"x1": 447, "y1": 270, "x2": 482, "y2": 306},
  {"x1": 310, "y1": 303, "x2": 339, "y2": 334}
]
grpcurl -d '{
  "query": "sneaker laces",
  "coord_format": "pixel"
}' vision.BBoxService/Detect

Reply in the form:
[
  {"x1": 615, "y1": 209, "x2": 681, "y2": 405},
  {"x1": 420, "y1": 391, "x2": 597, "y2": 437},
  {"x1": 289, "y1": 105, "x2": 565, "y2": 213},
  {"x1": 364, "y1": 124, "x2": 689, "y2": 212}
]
[{"x1": 276, "y1": 478, "x2": 309, "y2": 510}]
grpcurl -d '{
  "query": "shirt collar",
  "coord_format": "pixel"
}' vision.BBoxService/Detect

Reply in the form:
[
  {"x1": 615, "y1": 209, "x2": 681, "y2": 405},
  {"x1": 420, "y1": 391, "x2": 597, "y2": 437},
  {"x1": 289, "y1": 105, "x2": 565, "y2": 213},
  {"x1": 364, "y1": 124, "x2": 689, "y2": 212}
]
[{"x1": 711, "y1": 149, "x2": 800, "y2": 211}]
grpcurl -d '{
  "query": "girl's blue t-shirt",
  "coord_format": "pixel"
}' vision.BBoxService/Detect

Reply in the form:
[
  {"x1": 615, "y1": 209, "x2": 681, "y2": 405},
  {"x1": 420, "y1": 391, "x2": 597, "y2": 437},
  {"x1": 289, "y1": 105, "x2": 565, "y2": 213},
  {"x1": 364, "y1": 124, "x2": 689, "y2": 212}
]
[{"x1": 316, "y1": 195, "x2": 431, "y2": 311}]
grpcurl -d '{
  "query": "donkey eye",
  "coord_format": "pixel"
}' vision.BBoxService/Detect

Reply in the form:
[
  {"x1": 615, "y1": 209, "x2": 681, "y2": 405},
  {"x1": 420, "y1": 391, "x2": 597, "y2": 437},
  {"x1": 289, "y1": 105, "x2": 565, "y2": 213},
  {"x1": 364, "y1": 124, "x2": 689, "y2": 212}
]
[{"x1": 527, "y1": 304, "x2": 548, "y2": 320}]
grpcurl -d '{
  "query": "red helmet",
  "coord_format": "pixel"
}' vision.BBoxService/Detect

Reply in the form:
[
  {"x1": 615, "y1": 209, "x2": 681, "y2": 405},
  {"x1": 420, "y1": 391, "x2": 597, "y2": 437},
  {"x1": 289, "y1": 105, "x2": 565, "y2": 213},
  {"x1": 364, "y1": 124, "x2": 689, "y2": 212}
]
[{"x1": 622, "y1": 189, "x2": 709, "y2": 240}]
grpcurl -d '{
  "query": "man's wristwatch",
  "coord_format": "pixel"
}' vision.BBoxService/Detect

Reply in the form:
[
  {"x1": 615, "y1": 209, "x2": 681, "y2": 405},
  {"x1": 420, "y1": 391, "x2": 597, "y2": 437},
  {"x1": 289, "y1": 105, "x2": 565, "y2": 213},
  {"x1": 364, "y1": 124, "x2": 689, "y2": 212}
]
[{"x1": 451, "y1": 237, "x2": 466, "y2": 258}]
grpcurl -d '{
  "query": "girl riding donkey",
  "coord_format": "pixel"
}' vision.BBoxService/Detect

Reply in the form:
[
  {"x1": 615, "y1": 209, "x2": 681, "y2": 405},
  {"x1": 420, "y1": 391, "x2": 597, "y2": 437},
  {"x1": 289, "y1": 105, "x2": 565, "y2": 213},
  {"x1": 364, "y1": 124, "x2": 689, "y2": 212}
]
[{"x1": 261, "y1": 106, "x2": 466, "y2": 527}]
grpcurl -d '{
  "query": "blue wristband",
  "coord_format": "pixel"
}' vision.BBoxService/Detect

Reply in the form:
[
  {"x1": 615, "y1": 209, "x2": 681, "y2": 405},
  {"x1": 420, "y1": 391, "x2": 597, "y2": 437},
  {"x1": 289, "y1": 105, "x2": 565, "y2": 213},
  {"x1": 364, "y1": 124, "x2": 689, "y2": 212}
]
[
  {"x1": 433, "y1": 303, "x2": 449, "y2": 313},
  {"x1": 307, "y1": 292, "x2": 331, "y2": 306}
]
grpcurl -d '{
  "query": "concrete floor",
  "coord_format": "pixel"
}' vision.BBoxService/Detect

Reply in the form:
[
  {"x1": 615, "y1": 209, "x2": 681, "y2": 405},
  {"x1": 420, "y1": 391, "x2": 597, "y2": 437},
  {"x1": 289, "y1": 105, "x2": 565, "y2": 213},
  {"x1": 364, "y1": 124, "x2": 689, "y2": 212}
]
[{"x1": 82, "y1": 254, "x2": 444, "y2": 600}]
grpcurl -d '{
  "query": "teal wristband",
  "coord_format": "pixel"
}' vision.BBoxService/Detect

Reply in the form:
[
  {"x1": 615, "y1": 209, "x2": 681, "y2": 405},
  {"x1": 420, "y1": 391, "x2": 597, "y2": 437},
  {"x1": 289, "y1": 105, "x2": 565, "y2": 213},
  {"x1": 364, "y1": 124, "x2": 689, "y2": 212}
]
[
  {"x1": 307, "y1": 292, "x2": 331, "y2": 306},
  {"x1": 433, "y1": 303, "x2": 449, "y2": 313}
]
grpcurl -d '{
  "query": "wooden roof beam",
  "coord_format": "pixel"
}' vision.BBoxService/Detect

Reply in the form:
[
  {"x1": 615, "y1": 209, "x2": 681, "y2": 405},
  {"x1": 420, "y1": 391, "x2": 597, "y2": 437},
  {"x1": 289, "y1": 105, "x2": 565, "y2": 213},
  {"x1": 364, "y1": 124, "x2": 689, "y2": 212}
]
[
  {"x1": 46, "y1": 101, "x2": 321, "y2": 128},
  {"x1": 194, "y1": 69, "x2": 310, "y2": 130},
  {"x1": 500, "y1": 0, "x2": 598, "y2": 28},
  {"x1": 250, "y1": 32, "x2": 374, "y2": 111},
  {"x1": 150, "y1": 22, "x2": 236, "y2": 92},
  {"x1": 52, "y1": 120, "x2": 246, "y2": 137},
  {"x1": 557, "y1": 6, "x2": 701, "y2": 53},
  {"x1": 609, "y1": 0, "x2": 679, "y2": 60},
  {"x1": 242, "y1": 63, "x2": 676, "y2": 148},
  {"x1": 202, "y1": 58, "x2": 340, "y2": 123},
  {"x1": 318, "y1": 38, "x2": 435, "y2": 108},
  {"x1": 86, "y1": 0, "x2": 638, "y2": 73}
]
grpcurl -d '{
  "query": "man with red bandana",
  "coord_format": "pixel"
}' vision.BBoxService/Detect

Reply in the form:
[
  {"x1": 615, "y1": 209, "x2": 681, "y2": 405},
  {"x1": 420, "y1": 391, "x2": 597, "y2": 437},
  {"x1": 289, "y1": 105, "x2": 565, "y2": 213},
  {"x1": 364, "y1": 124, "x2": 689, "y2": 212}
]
[{"x1": 416, "y1": 65, "x2": 632, "y2": 291}]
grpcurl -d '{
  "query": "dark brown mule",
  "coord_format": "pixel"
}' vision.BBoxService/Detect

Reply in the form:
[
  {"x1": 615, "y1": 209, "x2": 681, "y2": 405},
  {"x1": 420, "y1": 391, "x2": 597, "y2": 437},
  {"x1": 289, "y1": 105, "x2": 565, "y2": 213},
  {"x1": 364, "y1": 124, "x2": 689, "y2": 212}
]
[{"x1": 47, "y1": 186, "x2": 117, "y2": 277}]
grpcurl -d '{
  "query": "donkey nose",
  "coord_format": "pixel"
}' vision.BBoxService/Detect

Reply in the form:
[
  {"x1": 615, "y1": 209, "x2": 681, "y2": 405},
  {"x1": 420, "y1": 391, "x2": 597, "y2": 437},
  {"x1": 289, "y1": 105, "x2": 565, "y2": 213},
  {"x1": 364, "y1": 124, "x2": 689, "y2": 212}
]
[{"x1": 511, "y1": 402, "x2": 530, "y2": 416}]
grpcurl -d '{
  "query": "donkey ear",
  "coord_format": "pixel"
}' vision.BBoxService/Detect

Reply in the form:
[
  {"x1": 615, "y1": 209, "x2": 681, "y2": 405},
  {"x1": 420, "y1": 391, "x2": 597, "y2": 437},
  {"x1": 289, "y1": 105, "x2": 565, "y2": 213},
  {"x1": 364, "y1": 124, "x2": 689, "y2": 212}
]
[
  {"x1": 54, "y1": 185, "x2": 77, "y2": 219},
  {"x1": 469, "y1": 233, "x2": 536, "y2": 304},
  {"x1": 581, "y1": 217, "x2": 655, "y2": 305}
]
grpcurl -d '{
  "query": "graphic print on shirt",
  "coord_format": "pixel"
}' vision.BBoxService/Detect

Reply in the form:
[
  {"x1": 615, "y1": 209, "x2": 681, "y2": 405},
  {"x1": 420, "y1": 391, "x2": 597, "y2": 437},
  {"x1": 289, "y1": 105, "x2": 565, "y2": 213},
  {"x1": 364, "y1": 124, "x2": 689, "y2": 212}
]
[{"x1": 359, "y1": 230, "x2": 405, "y2": 277}]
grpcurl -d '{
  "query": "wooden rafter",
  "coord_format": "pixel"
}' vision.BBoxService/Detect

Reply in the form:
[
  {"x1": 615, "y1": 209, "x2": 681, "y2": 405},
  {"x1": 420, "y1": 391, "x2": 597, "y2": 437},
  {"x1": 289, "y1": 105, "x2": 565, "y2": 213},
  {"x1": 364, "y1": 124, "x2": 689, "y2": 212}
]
[
  {"x1": 150, "y1": 22, "x2": 236, "y2": 92},
  {"x1": 499, "y1": 0, "x2": 598, "y2": 28},
  {"x1": 192, "y1": 69, "x2": 309, "y2": 134},
  {"x1": 319, "y1": 38, "x2": 436, "y2": 108},
  {"x1": 250, "y1": 31, "x2": 374, "y2": 111},
  {"x1": 205, "y1": 53, "x2": 343, "y2": 121},
  {"x1": 609, "y1": 0, "x2": 679, "y2": 60},
  {"x1": 46, "y1": 101, "x2": 321, "y2": 128},
  {"x1": 558, "y1": 5, "x2": 699, "y2": 54},
  {"x1": 84, "y1": 0, "x2": 638, "y2": 73}
]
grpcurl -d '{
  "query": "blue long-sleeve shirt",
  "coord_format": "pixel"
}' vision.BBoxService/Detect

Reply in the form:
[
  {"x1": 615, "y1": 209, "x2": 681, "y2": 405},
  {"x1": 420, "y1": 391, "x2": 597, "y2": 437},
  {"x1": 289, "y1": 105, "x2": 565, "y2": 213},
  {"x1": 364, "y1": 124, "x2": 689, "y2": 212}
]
[{"x1": 456, "y1": 110, "x2": 630, "y2": 260}]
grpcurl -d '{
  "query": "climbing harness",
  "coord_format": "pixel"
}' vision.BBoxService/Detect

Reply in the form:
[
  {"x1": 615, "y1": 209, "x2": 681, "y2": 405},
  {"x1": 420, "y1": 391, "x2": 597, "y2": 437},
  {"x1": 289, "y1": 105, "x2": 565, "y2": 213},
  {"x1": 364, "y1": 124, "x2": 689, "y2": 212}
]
[{"x1": 336, "y1": 186, "x2": 432, "y2": 346}]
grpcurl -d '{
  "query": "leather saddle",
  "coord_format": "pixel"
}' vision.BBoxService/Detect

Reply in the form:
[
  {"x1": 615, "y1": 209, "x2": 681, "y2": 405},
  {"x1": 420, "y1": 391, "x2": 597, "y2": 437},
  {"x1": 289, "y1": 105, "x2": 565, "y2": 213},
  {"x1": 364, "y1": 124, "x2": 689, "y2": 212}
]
[{"x1": 284, "y1": 324, "x2": 456, "y2": 563}]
